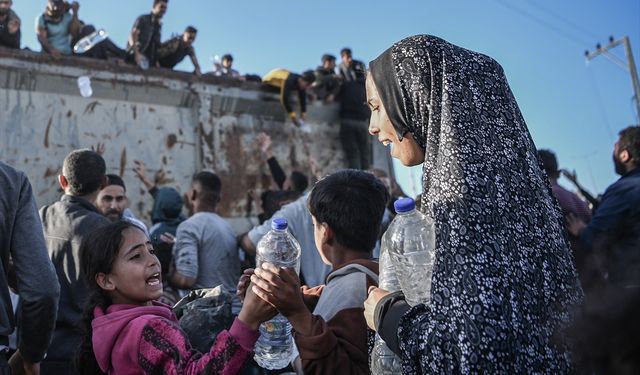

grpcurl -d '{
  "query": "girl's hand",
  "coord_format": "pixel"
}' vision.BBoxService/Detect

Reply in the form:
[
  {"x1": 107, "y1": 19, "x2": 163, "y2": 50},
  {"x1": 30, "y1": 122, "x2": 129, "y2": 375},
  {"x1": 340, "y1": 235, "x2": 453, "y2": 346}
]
[
  {"x1": 236, "y1": 268, "x2": 254, "y2": 303},
  {"x1": 238, "y1": 282, "x2": 277, "y2": 330}
]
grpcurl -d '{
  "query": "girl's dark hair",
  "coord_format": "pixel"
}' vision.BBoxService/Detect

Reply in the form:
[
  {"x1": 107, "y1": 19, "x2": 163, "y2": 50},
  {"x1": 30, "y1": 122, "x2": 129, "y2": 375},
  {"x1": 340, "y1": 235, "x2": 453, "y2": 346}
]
[{"x1": 75, "y1": 221, "x2": 136, "y2": 374}]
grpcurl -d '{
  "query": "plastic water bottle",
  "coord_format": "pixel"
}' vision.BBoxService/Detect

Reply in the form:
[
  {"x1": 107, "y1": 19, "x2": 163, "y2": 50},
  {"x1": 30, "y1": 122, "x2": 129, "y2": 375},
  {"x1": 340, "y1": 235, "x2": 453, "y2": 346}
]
[
  {"x1": 253, "y1": 218, "x2": 301, "y2": 370},
  {"x1": 386, "y1": 197, "x2": 436, "y2": 307},
  {"x1": 73, "y1": 29, "x2": 108, "y2": 54},
  {"x1": 77, "y1": 76, "x2": 93, "y2": 97},
  {"x1": 370, "y1": 246, "x2": 403, "y2": 374}
]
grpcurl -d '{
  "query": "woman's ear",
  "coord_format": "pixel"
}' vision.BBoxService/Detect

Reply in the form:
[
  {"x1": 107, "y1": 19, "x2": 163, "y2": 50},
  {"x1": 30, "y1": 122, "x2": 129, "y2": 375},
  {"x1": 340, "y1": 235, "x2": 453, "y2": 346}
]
[{"x1": 96, "y1": 273, "x2": 115, "y2": 291}]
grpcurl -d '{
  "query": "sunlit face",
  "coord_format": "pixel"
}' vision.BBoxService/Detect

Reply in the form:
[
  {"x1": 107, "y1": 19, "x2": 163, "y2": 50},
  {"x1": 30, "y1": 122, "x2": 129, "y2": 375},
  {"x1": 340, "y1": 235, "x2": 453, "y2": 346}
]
[
  {"x1": 366, "y1": 72, "x2": 425, "y2": 166},
  {"x1": 222, "y1": 58, "x2": 232, "y2": 69},
  {"x1": 341, "y1": 54, "x2": 352, "y2": 67},
  {"x1": 152, "y1": 1, "x2": 167, "y2": 17},
  {"x1": 182, "y1": 32, "x2": 196, "y2": 46},
  {"x1": 100, "y1": 227, "x2": 162, "y2": 306},
  {"x1": 311, "y1": 216, "x2": 331, "y2": 265},
  {"x1": 97, "y1": 185, "x2": 128, "y2": 221},
  {"x1": 0, "y1": 0, "x2": 12, "y2": 15}
]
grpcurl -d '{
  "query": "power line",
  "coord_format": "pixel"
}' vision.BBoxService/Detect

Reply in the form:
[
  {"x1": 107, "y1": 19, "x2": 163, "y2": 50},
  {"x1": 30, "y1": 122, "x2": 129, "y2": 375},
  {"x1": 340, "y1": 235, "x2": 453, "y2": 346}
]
[
  {"x1": 493, "y1": 0, "x2": 591, "y2": 46},
  {"x1": 525, "y1": 0, "x2": 602, "y2": 41}
]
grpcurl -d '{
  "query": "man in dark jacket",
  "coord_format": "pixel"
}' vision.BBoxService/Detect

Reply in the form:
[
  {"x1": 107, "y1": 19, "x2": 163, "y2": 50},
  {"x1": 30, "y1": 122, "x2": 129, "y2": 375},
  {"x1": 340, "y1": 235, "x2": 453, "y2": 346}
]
[
  {"x1": 0, "y1": 0, "x2": 20, "y2": 49},
  {"x1": 567, "y1": 125, "x2": 640, "y2": 288},
  {"x1": 0, "y1": 162, "x2": 59, "y2": 375},
  {"x1": 338, "y1": 48, "x2": 370, "y2": 170},
  {"x1": 39, "y1": 149, "x2": 109, "y2": 374},
  {"x1": 127, "y1": 0, "x2": 167, "y2": 67}
]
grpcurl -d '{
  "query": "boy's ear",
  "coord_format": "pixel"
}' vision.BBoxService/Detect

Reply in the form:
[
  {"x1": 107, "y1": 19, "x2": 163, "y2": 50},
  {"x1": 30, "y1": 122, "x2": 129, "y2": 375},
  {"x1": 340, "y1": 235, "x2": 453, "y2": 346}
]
[
  {"x1": 58, "y1": 174, "x2": 69, "y2": 191},
  {"x1": 321, "y1": 222, "x2": 334, "y2": 245},
  {"x1": 96, "y1": 273, "x2": 116, "y2": 291}
]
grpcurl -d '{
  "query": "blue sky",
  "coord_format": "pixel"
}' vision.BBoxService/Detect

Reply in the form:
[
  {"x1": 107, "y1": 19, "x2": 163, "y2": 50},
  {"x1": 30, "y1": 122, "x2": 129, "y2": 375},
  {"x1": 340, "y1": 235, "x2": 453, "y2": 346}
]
[{"x1": 13, "y1": 0, "x2": 640, "y2": 197}]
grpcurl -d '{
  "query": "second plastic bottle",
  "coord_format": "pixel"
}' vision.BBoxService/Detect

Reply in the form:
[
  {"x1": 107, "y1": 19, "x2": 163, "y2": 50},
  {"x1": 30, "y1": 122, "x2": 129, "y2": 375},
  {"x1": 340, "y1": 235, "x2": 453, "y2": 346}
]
[{"x1": 253, "y1": 218, "x2": 301, "y2": 370}]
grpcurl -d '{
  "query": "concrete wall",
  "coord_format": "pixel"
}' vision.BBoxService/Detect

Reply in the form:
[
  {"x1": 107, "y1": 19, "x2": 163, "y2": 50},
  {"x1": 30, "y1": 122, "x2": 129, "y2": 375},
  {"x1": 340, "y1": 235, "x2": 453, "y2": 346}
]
[{"x1": 0, "y1": 48, "x2": 393, "y2": 232}]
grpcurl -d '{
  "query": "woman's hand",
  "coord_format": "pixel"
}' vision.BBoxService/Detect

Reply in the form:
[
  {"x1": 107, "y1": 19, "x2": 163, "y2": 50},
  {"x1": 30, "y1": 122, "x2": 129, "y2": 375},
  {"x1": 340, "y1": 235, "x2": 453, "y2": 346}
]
[{"x1": 364, "y1": 286, "x2": 390, "y2": 331}]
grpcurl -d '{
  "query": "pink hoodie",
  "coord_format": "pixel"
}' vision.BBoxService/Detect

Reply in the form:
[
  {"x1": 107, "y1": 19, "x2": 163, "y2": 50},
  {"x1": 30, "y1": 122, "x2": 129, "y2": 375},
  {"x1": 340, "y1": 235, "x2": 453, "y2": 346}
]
[{"x1": 92, "y1": 302, "x2": 258, "y2": 374}]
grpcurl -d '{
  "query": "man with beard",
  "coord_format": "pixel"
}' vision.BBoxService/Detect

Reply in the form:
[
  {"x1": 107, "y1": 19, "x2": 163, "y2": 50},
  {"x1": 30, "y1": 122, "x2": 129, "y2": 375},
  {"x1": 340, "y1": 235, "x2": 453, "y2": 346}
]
[
  {"x1": 567, "y1": 125, "x2": 640, "y2": 288},
  {"x1": 0, "y1": 0, "x2": 20, "y2": 49},
  {"x1": 96, "y1": 174, "x2": 148, "y2": 236}
]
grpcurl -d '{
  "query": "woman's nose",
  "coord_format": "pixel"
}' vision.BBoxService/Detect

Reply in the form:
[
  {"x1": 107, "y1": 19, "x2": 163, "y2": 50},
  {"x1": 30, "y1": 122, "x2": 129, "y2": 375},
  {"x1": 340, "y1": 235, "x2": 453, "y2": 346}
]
[{"x1": 368, "y1": 125, "x2": 379, "y2": 135}]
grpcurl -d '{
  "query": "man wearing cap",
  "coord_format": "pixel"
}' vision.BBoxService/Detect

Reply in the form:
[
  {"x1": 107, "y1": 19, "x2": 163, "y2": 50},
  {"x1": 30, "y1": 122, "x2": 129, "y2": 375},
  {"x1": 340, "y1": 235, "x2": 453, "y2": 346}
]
[{"x1": 36, "y1": 0, "x2": 81, "y2": 58}]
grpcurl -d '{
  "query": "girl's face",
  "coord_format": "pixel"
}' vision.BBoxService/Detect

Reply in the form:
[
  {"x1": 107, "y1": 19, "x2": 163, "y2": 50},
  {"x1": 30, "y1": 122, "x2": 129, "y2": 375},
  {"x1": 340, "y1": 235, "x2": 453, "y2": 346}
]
[
  {"x1": 366, "y1": 72, "x2": 425, "y2": 167},
  {"x1": 98, "y1": 227, "x2": 162, "y2": 306}
]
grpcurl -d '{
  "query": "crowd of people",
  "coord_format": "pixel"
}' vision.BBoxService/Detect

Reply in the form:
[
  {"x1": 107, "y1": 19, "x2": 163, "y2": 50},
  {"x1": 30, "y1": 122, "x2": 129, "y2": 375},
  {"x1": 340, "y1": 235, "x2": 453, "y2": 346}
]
[{"x1": 1, "y1": 7, "x2": 639, "y2": 375}]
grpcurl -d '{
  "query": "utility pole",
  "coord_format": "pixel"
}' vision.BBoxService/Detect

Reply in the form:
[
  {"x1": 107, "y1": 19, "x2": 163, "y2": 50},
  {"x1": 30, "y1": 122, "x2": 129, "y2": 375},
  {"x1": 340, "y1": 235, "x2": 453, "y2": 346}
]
[{"x1": 585, "y1": 36, "x2": 640, "y2": 122}]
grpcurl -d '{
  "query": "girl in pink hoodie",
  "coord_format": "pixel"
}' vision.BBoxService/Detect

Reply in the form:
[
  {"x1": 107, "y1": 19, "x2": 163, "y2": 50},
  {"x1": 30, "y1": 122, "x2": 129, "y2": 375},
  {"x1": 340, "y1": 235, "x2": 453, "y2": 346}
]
[{"x1": 75, "y1": 221, "x2": 275, "y2": 374}]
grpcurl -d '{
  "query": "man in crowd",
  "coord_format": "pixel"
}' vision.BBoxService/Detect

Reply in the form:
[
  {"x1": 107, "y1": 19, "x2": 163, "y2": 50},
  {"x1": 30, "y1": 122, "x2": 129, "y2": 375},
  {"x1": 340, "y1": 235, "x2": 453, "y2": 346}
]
[
  {"x1": 338, "y1": 47, "x2": 370, "y2": 169},
  {"x1": 263, "y1": 68, "x2": 316, "y2": 127},
  {"x1": 0, "y1": 0, "x2": 20, "y2": 49},
  {"x1": 0, "y1": 162, "x2": 59, "y2": 375},
  {"x1": 39, "y1": 149, "x2": 110, "y2": 374},
  {"x1": 157, "y1": 25, "x2": 202, "y2": 76},
  {"x1": 567, "y1": 125, "x2": 640, "y2": 288},
  {"x1": 169, "y1": 172, "x2": 241, "y2": 313},
  {"x1": 313, "y1": 53, "x2": 340, "y2": 102},
  {"x1": 212, "y1": 53, "x2": 242, "y2": 80},
  {"x1": 538, "y1": 149, "x2": 595, "y2": 288},
  {"x1": 127, "y1": 0, "x2": 167, "y2": 68},
  {"x1": 96, "y1": 174, "x2": 149, "y2": 236},
  {"x1": 36, "y1": 0, "x2": 81, "y2": 58}
]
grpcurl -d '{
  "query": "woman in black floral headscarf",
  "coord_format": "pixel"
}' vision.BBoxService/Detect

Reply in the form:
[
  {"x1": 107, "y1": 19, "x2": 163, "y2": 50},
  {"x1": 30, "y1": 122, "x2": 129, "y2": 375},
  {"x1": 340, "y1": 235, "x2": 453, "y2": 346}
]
[{"x1": 364, "y1": 35, "x2": 582, "y2": 373}]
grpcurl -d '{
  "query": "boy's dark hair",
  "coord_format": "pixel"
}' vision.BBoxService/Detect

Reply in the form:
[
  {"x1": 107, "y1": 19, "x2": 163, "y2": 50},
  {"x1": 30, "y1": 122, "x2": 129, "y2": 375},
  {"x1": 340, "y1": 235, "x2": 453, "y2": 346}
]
[
  {"x1": 153, "y1": 0, "x2": 168, "y2": 5},
  {"x1": 537, "y1": 149, "x2": 559, "y2": 179},
  {"x1": 222, "y1": 54, "x2": 233, "y2": 62},
  {"x1": 62, "y1": 149, "x2": 106, "y2": 196},
  {"x1": 289, "y1": 171, "x2": 308, "y2": 193},
  {"x1": 618, "y1": 125, "x2": 640, "y2": 166},
  {"x1": 321, "y1": 53, "x2": 336, "y2": 63},
  {"x1": 185, "y1": 25, "x2": 197, "y2": 34},
  {"x1": 76, "y1": 221, "x2": 138, "y2": 374},
  {"x1": 301, "y1": 70, "x2": 316, "y2": 84},
  {"x1": 340, "y1": 48, "x2": 352, "y2": 57},
  {"x1": 308, "y1": 169, "x2": 389, "y2": 253},
  {"x1": 105, "y1": 174, "x2": 126, "y2": 192},
  {"x1": 193, "y1": 171, "x2": 222, "y2": 207}
]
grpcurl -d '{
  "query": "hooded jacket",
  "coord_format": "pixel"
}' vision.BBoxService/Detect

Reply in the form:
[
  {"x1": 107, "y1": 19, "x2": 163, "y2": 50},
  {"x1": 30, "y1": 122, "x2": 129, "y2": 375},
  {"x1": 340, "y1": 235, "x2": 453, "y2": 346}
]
[{"x1": 92, "y1": 303, "x2": 258, "y2": 374}]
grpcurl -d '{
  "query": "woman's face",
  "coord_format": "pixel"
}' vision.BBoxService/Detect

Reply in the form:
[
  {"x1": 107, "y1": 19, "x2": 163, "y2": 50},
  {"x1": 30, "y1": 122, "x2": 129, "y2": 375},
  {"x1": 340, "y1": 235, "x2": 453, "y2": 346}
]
[
  {"x1": 100, "y1": 227, "x2": 162, "y2": 306},
  {"x1": 366, "y1": 73, "x2": 425, "y2": 166}
]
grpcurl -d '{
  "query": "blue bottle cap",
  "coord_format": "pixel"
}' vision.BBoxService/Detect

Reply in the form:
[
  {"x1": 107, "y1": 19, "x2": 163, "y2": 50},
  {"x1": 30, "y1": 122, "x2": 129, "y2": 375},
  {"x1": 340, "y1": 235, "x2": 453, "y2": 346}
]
[
  {"x1": 394, "y1": 197, "x2": 415, "y2": 213},
  {"x1": 271, "y1": 217, "x2": 288, "y2": 230}
]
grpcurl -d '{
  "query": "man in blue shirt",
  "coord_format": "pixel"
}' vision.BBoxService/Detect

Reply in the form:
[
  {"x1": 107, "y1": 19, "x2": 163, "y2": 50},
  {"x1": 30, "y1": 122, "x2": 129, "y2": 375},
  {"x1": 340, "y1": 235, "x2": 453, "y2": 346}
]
[
  {"x1": 567, "y1": 125, "x2": 640, "y2": 288},
  {"x1": 35, "y1": 0, "x2": 81, "y2": 58}
]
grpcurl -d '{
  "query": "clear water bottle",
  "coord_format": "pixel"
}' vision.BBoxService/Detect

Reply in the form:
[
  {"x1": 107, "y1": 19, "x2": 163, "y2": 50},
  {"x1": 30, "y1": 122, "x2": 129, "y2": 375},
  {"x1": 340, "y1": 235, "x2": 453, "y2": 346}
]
[
  {"x1": 387, "y1": 198, "x2": 436, "y2": 307},
  {"x1": 253, "y1": 218, "x2": 301, "y2": 370},
  {"x1": 73, "y1": 29, "x2": 108, "y2": 54},
  {"x1": 370, "y1": 246, "x2": 403, "y2": 374}
]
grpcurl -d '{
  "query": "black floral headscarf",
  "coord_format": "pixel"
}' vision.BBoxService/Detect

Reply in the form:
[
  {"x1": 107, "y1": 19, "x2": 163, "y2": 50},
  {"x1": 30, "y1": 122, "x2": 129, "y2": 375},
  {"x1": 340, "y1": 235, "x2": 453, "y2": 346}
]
[{"x1": 370, "y1": 35, "x2": 582, "y2": 373}]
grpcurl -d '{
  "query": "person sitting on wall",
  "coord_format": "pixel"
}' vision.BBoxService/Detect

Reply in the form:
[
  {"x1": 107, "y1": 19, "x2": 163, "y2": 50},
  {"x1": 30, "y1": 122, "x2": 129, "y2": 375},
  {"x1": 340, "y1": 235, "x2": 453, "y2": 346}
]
[
  {"x1": 312, "y1": 53, "x2": 341, "y2": 102},
  {"x1": 126, "y1": 0, "x2": 167, "y2": 68},
  {"x1": 263, "y1": 68, "x2": 315, "y2": 127},
  {"x1": 211, "y1": 53, "x2": 243, "y2": 80},
  {"x1": 0, "y1": 0, "x2": 20, "y2": 49},
  {"x1": 157, "y1": 25, "x2": 202, "y2": 76},
  {"x1": 36, "y1": 0, "x2": 81, "y2": 59}
]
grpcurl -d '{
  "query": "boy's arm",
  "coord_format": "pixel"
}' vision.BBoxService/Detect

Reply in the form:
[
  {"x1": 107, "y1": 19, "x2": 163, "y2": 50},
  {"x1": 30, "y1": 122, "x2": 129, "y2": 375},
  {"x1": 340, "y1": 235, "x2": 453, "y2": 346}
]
[{"x1": 294, "y1": 309, "x2": 371, "y2": 375}]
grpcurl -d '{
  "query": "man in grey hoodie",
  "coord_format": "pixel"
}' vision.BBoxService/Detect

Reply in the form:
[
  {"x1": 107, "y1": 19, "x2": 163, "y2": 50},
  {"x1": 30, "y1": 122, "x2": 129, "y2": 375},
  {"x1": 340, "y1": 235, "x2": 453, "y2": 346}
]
[{"x1": 0, "y1": 161, "x2": 59, "y2": 375}]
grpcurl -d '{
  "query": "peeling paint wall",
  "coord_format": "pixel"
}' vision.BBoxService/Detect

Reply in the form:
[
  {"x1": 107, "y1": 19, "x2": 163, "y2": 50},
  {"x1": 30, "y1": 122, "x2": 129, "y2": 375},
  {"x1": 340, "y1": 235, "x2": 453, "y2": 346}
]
[{"x1": 0, "y1": 49, "x2": 392, "y2": 231}]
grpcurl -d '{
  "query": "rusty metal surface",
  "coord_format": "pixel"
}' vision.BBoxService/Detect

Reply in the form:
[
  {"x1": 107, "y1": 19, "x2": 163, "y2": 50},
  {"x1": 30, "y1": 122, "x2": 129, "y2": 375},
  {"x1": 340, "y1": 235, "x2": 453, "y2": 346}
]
[{"x1": 0, "y1": 48, "x2": 392, "y2": 231}]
